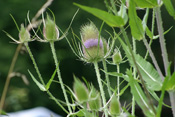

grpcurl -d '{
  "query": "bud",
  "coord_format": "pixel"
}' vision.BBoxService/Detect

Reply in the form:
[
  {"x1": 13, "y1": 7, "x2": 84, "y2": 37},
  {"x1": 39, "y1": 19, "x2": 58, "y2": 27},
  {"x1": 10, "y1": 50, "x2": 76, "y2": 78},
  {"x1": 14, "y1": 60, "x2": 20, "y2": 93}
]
[
  {"x1": 112, "y1": 49, "x2": 122, "y2": 64},
  {"x1": 80, "y1": 22, "x2": 107, "y2": 62},
  {"x1": 88, "y1": 86, "x2": 101, "y2": 110},
  {"x1": 109, "y1": 95, "x2": 121, "y2": 116},
  {"x1": 73, "y1": 77, "x2": 89, "y2": 103},
  {"x1": 19, "y1": 24, "x2": 30, "y2": 43},
  {"x1": 43, "y1": 16, "x2": 59, "y2": 41}
]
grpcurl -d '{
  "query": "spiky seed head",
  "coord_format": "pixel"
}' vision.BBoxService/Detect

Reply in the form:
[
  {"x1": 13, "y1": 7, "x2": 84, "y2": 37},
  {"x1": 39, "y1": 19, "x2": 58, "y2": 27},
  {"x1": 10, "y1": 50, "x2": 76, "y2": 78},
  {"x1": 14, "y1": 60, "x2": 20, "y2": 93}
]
[
  {"x1": 80, "y1": 22, "x2": 108, "y2": 62},
  {"x1": 43, "y1": 16, "x2": 59, "y2": 41},
  {"x1": 112, "y1": 49, "x2": 122, "y2": 64},
  {"x1": 109, "y1": 95, "x2": 121, "y2": 116},
  {"x1": 19, "y1": 24, "x2": 30, "y2": 43},
  {"x1": 73, "y1": 77, "x2": 89, "y2": 103},
  {"x1": 88, "y1": 86, "x2": 101, "y2": 110}
]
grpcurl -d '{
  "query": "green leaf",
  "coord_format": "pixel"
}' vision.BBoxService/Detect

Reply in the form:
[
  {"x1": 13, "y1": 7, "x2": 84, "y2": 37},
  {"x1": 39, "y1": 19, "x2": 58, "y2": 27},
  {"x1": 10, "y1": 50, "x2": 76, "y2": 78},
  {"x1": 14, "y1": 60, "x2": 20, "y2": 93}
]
[
  {"x1": 74, "y1": 3, "x2": 125, "y2": 27},
  {"x1": 129, "y1": 0, "x2": 144, "y2": 40},
  {"x1": 118, "y1": 2, "x2": 128, "y2": 25},
  {"x1": 127, "y1": 70, "x2": 155, "y2": 116},
  {"x1": 101, "y1": 69, "x2": 128, "y2": 81},
  {"x1": 67, "y1": 109, "x2": 92, "y2": 117},
  {"x1": 46, "y1": 66, "x2": 58, "y2": 90},
  {"x1": 156, "y1": 76, "x2": 169, "y2": 117},
  {"x1": 162, "y1": 0, "x2": 175, "y2": 19},
  {"x1": 166, "y1": 72, "x2": 175, "y2": 91},
  {"x1": 118, "y1": 37, "x2": 162, "y2": 91},
  {"x1": 0, "y1": 110, "x2": 8, "y2": 115},
  {"x1": 28, "y1": 70, "x2": 46, "y2": 91},
  {"x1": 133, "y1": 0, "x2": 158, "y2": 8}
]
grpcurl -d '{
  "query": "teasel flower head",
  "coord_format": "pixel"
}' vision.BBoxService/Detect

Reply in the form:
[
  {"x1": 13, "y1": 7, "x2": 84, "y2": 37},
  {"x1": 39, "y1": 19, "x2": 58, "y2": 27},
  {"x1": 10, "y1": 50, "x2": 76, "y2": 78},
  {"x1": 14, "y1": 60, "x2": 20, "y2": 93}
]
[
  {"x1": 112, "y1": 49, "x2": 122, "y2": 65},
  {"x1": 79, "y1": 22, "x2": 109, "y2": 63},
  {"x1": 109, "y1": 95, "x2": 121, "y2": 116},
  {"x1": 88, "y1": 85, "x2": 102, "y2": 111},
  {"x1": 43, "y1": 16, "x2": 60, "y2": 42},
  {"x1": 73, "y1": 77, "x2": 89, "y2": 103}
]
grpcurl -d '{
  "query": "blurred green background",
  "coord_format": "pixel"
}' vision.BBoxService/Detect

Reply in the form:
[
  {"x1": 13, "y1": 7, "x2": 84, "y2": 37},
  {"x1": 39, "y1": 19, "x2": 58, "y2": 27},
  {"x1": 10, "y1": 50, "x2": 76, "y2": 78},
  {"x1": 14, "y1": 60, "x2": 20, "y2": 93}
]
[{"x1": 0, "y1": 0, "x2": 174, "y2": 116}]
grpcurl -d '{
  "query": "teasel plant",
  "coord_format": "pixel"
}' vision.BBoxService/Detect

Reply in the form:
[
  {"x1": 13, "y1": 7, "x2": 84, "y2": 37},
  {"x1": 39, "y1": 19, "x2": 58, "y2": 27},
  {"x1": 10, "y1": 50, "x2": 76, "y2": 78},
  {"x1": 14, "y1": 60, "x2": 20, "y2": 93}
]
[
  {"x1": 0, "y1": 0, "x2": 55, "y2": 114},
  {"x1": 74, "y1": 0, "x2": 175, "y2": 116},
  {"x1": 2, "y1": 3, "x2": 80, "y2": 115}
]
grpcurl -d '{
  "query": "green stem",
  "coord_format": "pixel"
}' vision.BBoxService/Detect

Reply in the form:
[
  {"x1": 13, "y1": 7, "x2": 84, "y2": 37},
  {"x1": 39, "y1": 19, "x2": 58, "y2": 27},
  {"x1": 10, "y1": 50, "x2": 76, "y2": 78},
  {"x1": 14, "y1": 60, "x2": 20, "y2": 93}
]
[
  {"x1": 25, "y1": 43, "x2": 45, "y2": 85},
  {"x1": 116, "y1": 64, "x2": 120, "y2": 100},
  {"x1": 145, "y1": 8, "x2": 155, "y2": 59},
  {"x1": 50, "y1": 42, "x2": 72, "y2": 114},
  {"x1": 102, "y1": 60, "x2": 112, "y2": 97},
  {"x1": 93, "y1": 61, "x2": 108, "y2": 117},
  {"x1": 169, "y1": 91, "x2": 175, "y2": 117},
  {"x1": 131, "y1": 37, "x2": 136, "y2": 116},
  {"x1": 155, "y1": 7, "x2": 169, "y2": 75},
  {"x1": 120, "y1": 27, "x2": 156, "y2": 115},
  {"x1": 131, "y1": 96, "x2": 135, "y2": 115},
  {"x1": 25, "y1": 42, "x2": 68, "y2": 113},
  {"x1": 0, "y1": 44, "x2": 22, "y2": 113}
]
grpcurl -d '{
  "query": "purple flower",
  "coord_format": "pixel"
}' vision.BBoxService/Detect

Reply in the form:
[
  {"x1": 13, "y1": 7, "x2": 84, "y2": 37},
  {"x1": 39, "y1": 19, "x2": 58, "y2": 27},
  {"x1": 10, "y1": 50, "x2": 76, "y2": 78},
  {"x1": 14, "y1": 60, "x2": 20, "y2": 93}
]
[{"x1": 83, "y1": 39, "x2": 103, "y2": 49}]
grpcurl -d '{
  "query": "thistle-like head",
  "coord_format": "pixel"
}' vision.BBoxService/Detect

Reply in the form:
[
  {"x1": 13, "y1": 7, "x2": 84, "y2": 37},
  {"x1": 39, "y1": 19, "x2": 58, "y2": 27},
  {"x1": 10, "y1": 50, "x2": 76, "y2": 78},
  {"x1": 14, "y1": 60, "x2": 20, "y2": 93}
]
[{"x1": 80, "y1": 22, "x2": 107, "y2": 63}]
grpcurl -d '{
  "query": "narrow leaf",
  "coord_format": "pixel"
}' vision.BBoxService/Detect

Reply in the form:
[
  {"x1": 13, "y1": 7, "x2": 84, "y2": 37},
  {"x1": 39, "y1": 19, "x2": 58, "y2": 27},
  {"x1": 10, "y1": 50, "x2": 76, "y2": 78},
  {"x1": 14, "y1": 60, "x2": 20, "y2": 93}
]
[
  {"x1": 28, "y1": 70, "x2": 46, "y2": 91},
  {"x1": 129, "y1": 0, "x2": 144, "y2": 40},
  {"x1": 127, "y1": 70, "x2": 155, "y2": 116},
  {"x1": 118, "y1": 37, "x2": 162, "y2": 91},
  {"x1": 157, "y1": 76, "x2": 169, "y2": 117},
  {"x1": 162, "y1": 0, "x2": 175, "y2": 19},
  {"x1": 46, "y1": 65, "x2": 58, "y2": 90},
  {"x1": 133, "y1": 0, "x2": 158, "y2": 8},
  {"x1": 166, "y1": 72, "x2": 175, "y2": 91},
  {"x1": 74, "y1": 3, "x2": 125, "y2": 27}
]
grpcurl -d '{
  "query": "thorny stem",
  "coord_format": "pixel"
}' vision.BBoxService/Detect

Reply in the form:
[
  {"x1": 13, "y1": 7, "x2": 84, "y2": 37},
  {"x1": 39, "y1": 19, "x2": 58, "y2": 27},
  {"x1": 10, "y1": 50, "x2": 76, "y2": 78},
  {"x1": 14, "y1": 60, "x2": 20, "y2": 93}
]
[
  {"x1": 144, "y1": 8, "x2": 155, "y2": 59},
  {"x1": 155, "y1": 6, "x2": 175, "y2": 117},
  {"x1": 25, "y1": 42, "x2": 68, "y2": 114},
  {"x1": 120, "y1": 27, "x2": 156, "y2": 115},
  {"x1": 169, "y1": 91, "x2": 175, "y2": 117},
  {"x1": 0, "y1": 44, "x2": 22, "y2": 113},
  {"x1": 50, "y1": 42, "x2": 72, "y2": 114},
  {"x1": 0, "y1": 0, "x2": 53, "y2": 113},
  {"x1": 131, "y1": 38, "x2": 136, "y2": 116},
  {"x1": 102, "y1": 60, "x2": 112, "y2": 97},
  {"x1": 25, "y1": 43, "x2": 45, "y2": 85},
  {"x1": 156, "y1": 5, "x2": 175, "y2": 117},
  {"x1": 93, "y1": 61, "x2": 108, "y2": 117},
  {"x1": 116, "y1": 64, "x2": 120, "y2": 100},
  {"x1": 155, "y1": 7, "x2": 169, "y2": 75},
  {"x1": 142, "y1": 37, "x2": 164, "y2": 81}
]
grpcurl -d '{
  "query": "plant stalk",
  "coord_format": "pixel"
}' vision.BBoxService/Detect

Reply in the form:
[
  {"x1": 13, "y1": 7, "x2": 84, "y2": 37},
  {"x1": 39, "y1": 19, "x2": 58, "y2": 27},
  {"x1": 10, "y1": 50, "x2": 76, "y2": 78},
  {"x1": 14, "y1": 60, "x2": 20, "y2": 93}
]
[
  {"x1": 169, "y1": 91, "x2": 175, "y2": 117},
  {"x1": 0, "y1": 44, "x2": 22, "y2": 113},
  {"x1": 50, "y1": 41, "x2": 72, "y2": 114},
  {"x1": 93, "y1": 61, "x2": 108, "y2": 117},
  {"x1": 102, "y1": 60, "x2": 112, "y2": 97},
  {"x1": 25, "y1": 42, "x2": 68, "y2": 114},
  {"x1": 25, "y1": 43, "x2": 45, "y2": 85},
  {"x1": 117, "y1": 64, "x2": 120, "y2": 100},
  {"x1": 120, "y1": 27, "x2": 156, "y2": 115},
  {"x1": 155, "y1": 7, "x2": 169, "y2": 75}
]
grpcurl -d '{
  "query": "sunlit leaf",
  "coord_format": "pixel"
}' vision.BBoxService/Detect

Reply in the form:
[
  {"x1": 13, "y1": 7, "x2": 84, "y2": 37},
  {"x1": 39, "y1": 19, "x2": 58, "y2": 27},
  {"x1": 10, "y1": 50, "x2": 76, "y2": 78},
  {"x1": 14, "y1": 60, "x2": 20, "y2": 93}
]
[
  {"x1": 133, "y1": 0, "x2": 158, "y2": 8},
  {"x1": 162, "y1": 0, "x2": 175, "y2": 19},
  {"x1": 118, "y1": 37, "x2": 162, "y2": 91},
  {"x1": 166, "y1": 72, "x2": 175, "y2": 91},
  {"x1": 74, "y1": 3, "x2": 125, "y2": 27},
  {"x1": 127, "y1": 70, "x2": 155, "y2": 116},
  {"x1": 46, "y1": 65, "x2": 58, "y2": 90},
  {"x1": 157, "y1": 76, "x2": 169, "y2": 117},
  {"x1": 28, "y1": 70, "x2": 46, "y2": 91},
  {"x1": 129, "y1": 0, "x2": 144, "y2": 40}
]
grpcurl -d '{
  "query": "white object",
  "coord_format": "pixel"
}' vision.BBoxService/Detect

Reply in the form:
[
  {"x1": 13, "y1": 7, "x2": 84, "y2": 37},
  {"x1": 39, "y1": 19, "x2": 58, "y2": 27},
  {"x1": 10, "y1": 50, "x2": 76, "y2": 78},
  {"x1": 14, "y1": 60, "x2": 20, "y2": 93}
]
[{"x1": 1, "y1": 107, "x2": 62, "y2": 117}]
